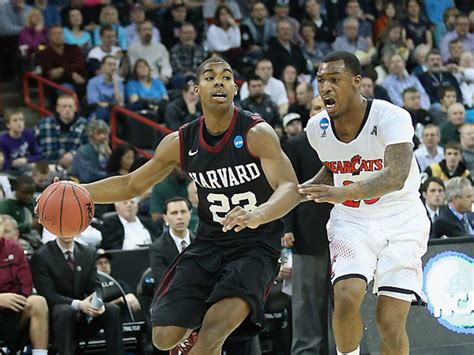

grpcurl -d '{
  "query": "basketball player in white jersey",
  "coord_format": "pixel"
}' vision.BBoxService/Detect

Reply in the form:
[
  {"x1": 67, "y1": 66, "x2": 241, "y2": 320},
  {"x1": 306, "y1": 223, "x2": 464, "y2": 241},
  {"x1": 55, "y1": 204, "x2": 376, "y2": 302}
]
[{"x1": 300, "y1": 51, "x2": 430, "y2": 355}]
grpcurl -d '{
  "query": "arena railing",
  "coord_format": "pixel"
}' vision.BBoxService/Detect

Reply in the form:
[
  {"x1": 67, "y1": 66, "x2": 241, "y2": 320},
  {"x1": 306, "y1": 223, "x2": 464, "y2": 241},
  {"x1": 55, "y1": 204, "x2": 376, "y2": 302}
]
[
  {"x1": 22, "y1": 71, "x2": 80, "y2": 117},
  {"x1": 110, "y1": 105, "x2": 172, "y2": 159}
]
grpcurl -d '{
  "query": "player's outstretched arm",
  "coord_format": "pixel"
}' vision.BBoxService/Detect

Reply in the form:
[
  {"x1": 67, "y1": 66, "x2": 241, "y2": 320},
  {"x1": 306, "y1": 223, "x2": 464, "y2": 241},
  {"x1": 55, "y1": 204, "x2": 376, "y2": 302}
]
[
  {"x1": 304, "y1": 165, "x2": 334, "y2": 186},
  {"x1": 83, "y1": 132, "x2": 180, "y2": 204},
  {"x1": 299, "y1": 142, "x2": 412, "y2": 204},
  {"x1": 221, "y1": 122, "x2": 300, "y2": 232}
]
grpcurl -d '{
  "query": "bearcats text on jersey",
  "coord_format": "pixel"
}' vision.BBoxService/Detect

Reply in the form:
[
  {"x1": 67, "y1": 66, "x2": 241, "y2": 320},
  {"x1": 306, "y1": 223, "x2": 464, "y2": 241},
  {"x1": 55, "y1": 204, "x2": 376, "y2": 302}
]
[{"x1": 324, "y1": 154, "x2": 384, "y2": 175}]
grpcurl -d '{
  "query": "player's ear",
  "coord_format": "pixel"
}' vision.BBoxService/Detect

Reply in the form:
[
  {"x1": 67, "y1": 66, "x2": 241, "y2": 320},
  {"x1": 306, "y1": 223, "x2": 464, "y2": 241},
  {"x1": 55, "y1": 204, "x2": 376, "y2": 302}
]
[
  {"x1": 234, "y1": 84, "x2": 238, "y2": 96},
  {"x1": 193, "y1": 84, "x2": 199, "y2": 95},
  {"x1": 353, "y1": 75, "x2": 361, "y2": 87}
]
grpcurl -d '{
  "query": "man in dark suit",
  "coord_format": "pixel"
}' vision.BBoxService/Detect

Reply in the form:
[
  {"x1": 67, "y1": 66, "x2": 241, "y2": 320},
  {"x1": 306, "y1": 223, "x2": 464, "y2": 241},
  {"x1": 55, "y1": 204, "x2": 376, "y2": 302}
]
[
  {"x1": 420, "y1": 177, "x2": 445, "y2": 238},
  {"x1": 282, "y1": 128, "x2": 333, "y2": 355},
  {"x1": 432, "y1": 176, "x2": 474, "y2": 238},
  {"x1": 149, "y1": 197, "x2": 194, "y2": 286},
  {"x1": 101, "y1": 198, "x2": 160, "y2": 250},
  {"x1": 31, "y1": 235, "x2": 125, "y2": 355}
]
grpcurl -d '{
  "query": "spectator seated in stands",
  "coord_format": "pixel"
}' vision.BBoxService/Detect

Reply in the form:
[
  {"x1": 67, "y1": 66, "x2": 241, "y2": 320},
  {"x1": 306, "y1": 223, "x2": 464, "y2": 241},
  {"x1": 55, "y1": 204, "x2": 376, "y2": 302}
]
[
  {"x1": 445, "y1": 38, "x2": 464, "y2": 66},
  {"x1": 423, "y1": 141, "x2": 472, "y2": 183},
  {"x1": 382, "y1": 52, "x2": 430, "y2": 109},
  {"x1": 0, "y1": 153, "x2": 14, "y2": 200},
  {"x1": 359, "y1": 75, "x2": 391, "y2": 102},
  {"x1": 128, "y1": 21, "x2": 172, "y2": 86},
  {"x1": 0, "y1": 175, "x2": 41, "y2": 252},
  {"x1": 0, "y1": 214, "x2": 20, "y2": 242},
  {"x1": 265, "y1": 19, "x2": 307, "y2": 79},
  {"x1": 373, "y1": 1, "x2": 397, "y2": 42},
  {"x1": 149, "y1": 197, "x2": 194, "y2": 286},
  {"x1": 440, "y1": 102, "x2": 466, "y2": 145},
  {"x1": 412, "y1": 43, "x2": 431, "y2": 77},
  {"x1": 400, "y1": 0, "x2": 432, "y2": 48},
  {"x1": 377, "y1": 22, "x2": 412, "y2": 66},
  {"x1": 34, "y1": 0, "x2": 60, "y2": 28},
  {"x1": 281, "y1": 64, "x2": 298, "y2": 105},
  {"x1": 281, "y1": 112, "x2": 303, "y2": 147},
  {"x1": 429, "y1": 4, "x2": 457, "y2": 47},
  {"x1": 38, "y1": 25, "x2": 86, "y2": 94},
  {"x1": 34, "y1": 94, "x2": 88, "y2": 171},
  {"x1": 93, "y1": 5, "x2": 127, "y2": 51},
  {"x1": 271, "y1": 0, "x2": 301, "y2": 44},
  {"x1": 239, "y1": 58, "x2": 289, "y2": 116},
  {"x1": 415, "y1": 124, "x2": 444, "y2": 173},
  {"x1": 164, "y1": 83, "x2": 202, "y2": 131},
  {"x1": 418, "y1": 49, "x2": 463, "y2": 109},
  {"x1": 126, "y1": 4, "x2": 160, "y2": 46},
  {"x1": 432, "y1": 176, "x2": 474, "y2": 238},
  {"x1": 95, "y1": 249, "x2": 141, "y2": 319},
  {"x1": 239, "y1": 74, "x2": 280, "y2": 129},
  {"x1": 333, "y1": 17, "x2": 376, "y2": 69},
  {"x1": 299, "y1": 20, "x2": 331, "y2": 76},
  {"x1": 86, "y1": 55, "x2": 125, "y2": 121},
  {"x1": 18, "y1": 9, "x2": 48, "y2": 65},
  {"x1": 205, "y1": 4, "x2": 242, "y2": 68},
  {"x1": 126, "y1": 59, "x2": 168, "y2": 119},
  {"x1": 429, "y1": 85, "x2": 458, "y2": 124},
  {"x1": 63, "y1": 8, "x2": 93, "y2": 53},
  {"x1": 170, "y1": 23, "x2": 207, "y2": 90},
  {"x1": 420, "y1": 177, "x2": 445, "y2": 238},
  {"x1": 402, "y1": 87, "x2": 437, "y2": 144},
  {"x1": 240, "y1": 2, "x2": 275, "y2": 69},
  {"x1": 86, "y1": 24, "x2": 123, "y2": 77},
  {"x1": 101, "y1": 198, "x2": 159, "y2": 250},
  {"x1": 335, "y1": 0, "x2": 372, "y2": 40},
  {"x1": 0, "y1": 110, "x2": 42, "y2": 174},
  {"x1": 0, "y1": 0, "x2": 32, "y2": 80},
  {"x1": 105, "y1": 144, "x2": 136, "y2": 178},
  {"x1": 31, "y1": 160, "x2": 53, "y2": 198},
  {"x1": 59, "y1": 0, "x2": 98, "y2": 33},
  {"x1": 31, "y1": 232, "x2": 125, "y2": 355},
  {"x1": 288, "y1": 83, "x2": 313, "y2": 128},
  {"x1": 70, "y1": 120, "x2": 111, "y2": 183},
  {"x1": 460, "y1": 123, "x2": 474, "y2": 175},
  {"x1": 0, "y1": 228, "x2": 49, "y2": 355},
  {"x1": 149, "y1": 166, "x2": 190, "y2": 225},
  {"x1": 440, "y1": 14, "x2": 474, "y2": 63},
  {"x1": 455, "y1": 51, "x2": 474, "y2": 110},
  {"x1": 302, "y1": 0, "x2": 334, "y2": 45}
]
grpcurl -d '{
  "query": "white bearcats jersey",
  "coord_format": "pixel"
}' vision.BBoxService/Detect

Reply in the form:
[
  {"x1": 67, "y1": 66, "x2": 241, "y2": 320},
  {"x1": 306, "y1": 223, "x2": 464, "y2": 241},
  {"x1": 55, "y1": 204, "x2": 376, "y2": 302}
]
[{"x1": 306, "y1": 99, "x2": 423, "y2": 219}]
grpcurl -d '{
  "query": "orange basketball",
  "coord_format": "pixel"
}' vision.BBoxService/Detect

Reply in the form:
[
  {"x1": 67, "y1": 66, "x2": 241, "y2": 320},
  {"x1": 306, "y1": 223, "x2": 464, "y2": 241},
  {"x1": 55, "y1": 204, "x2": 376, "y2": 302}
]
[{"x1": 36, "y1": 181, "x2": 95, "y2": 237}]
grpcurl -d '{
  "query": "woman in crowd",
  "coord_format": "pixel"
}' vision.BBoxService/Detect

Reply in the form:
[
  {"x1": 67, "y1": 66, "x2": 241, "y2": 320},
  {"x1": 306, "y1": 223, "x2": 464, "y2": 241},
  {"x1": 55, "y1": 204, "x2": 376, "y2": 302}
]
[
  {"x1": 126, "y1": 59, "x2": 168, "y2": 108},
  {"x1": 377, "y1": 21, "x2": 412, "y2": 64},
  {"x1": 434, "y1": 7, "x2": 458, "y2": 47},
  {"x1": 373, "y1": 1, "x2": 397, "y2": 42},
  {"x1": 106, "y1": 143, "x2": 136, "y2": 177},
  {"x1": 93, "y1": 5, "x2": 127, "y2": 50},
  {"x1": 19, "y1": 9, "x2": 48, "y2": 61},
  {"x1": 63, "y1": 8, "x2": 93, "y2": 52},
  {"x1": 205, "y1": 4, "x2": 241, "y2": 67},
  {"x1": 281, "y1": 65, "x2": 299, "y2": 106}
]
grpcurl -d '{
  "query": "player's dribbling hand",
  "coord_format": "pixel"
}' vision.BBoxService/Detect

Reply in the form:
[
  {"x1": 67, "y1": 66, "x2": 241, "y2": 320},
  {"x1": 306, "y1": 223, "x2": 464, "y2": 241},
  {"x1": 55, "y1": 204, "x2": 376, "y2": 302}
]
[
  {"x1": 298, "y1": 184, "x2": 348, "y2": 204},
  {"x1": 35, "y1": 177, "x2": 60, "y2": 223},
  {"x1": 221, "y1": 206, "x2": 262, "y2": 232}
]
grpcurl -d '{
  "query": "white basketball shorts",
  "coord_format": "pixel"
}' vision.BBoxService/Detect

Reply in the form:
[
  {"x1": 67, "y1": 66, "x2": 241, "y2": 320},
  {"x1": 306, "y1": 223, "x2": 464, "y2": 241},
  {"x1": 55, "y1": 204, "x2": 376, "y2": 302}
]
[{"x1": 326, "y1": 203, "x2": 430, "y2": 303}]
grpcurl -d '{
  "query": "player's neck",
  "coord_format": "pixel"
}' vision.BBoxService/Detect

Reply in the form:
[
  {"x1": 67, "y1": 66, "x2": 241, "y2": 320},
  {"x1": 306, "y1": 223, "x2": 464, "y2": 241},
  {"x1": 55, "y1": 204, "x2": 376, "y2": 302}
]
[
  {"x1": 202, "y1": 105, "x2": 234, "y2": 134},
  {"x1": 333, "y1": 96, "x2": 368, "y2": 137}
]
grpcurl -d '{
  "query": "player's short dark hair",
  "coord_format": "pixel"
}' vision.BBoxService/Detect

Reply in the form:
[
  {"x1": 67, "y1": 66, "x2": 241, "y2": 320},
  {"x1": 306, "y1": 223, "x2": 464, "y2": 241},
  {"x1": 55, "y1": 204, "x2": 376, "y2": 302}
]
[
  {"x1": 420, "y1": 177, "x2": 445, "y2": 193},
  {"x1": 99, "y1": 24, "x2": 115, "y2": 37},
  {"x1": 402, "y1": 87, "x2": 419, "y2": 99},
  {"x1": 320, "y1": 51, "x2": 361, "y2": 76},
  {"x1": 196, "y1": 57, "x2": 231, "y2": 83},
  {"x1": 444, "y1": 141, "x2": 462, "y2": 153},
  {"x1": 438, "y1": 85, "x2": 457, "y2": 101},
  {"x1": 163, "y1": 197, "x2": 190, "y2": 214}
]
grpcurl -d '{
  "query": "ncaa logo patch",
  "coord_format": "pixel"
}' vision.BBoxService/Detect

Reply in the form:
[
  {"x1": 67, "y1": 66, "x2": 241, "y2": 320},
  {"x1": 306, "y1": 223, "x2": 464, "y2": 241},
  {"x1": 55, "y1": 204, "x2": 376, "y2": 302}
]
[
  {"x1": 319, "y1": 117, "x2": 329, "y2": 130},
  {"x1": 234, "y1": 135, "x2": 244, "y2": 149}
]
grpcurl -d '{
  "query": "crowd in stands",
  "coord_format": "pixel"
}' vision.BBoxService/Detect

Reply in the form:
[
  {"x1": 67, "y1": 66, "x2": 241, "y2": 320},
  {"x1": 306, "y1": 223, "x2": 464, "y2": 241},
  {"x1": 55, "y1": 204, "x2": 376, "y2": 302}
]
[{"x1": 0, "y1": 0, "x2": 473, "y2": 353}]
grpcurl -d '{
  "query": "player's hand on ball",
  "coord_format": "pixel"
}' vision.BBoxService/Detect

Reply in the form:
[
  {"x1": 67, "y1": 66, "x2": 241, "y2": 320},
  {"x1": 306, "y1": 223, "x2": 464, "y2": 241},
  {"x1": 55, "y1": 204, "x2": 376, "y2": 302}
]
[
  {"x1": 298, "y1": 184, "x2": 348, "y2": 204},
  {"x1": 221, "y1": 206, "x2": 262, "y2": 232}
]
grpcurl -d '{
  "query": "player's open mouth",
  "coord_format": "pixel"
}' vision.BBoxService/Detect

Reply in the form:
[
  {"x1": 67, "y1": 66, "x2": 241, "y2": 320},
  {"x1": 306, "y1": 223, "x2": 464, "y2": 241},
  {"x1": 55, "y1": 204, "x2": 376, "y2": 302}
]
[
  {"x1": 212, "y1": 92, "x2": 227, "y2": 102},
  {"x1": 323, "y1": 97, "x2": 336, "y2": 111}
]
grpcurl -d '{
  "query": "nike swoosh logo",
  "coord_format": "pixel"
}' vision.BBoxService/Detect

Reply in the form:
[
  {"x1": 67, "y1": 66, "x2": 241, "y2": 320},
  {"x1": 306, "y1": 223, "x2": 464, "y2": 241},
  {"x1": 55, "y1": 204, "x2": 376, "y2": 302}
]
[{"x1": 188, "y1": 149, "x2": 198, "y2": 156}]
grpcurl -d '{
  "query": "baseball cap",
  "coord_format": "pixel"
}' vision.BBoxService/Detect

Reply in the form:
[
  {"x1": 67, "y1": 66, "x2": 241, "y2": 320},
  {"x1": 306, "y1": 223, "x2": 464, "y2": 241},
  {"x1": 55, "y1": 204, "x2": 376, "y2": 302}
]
[
  {"x1": 275, "y1": 0, "x2": 289, "y2": 7},
  {"x1": 283, "y1": 112, "x2": 301, "y2": 127},
  {"x1": 96, "y1": 248, "x2": 113, "y2": 261}
]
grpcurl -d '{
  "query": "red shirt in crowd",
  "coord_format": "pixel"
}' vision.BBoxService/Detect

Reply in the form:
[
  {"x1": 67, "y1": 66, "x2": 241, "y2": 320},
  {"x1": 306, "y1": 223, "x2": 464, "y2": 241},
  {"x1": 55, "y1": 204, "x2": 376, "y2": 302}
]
[{"x1": 0, "y1": 238, "x2": 32, "y2": 297}]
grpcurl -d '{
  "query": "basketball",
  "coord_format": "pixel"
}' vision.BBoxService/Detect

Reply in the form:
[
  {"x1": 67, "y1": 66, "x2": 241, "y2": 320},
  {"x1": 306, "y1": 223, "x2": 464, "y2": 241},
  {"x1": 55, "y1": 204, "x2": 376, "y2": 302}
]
[{"x1": 36, "y1": 181, "x2": 95, "y2": 237}]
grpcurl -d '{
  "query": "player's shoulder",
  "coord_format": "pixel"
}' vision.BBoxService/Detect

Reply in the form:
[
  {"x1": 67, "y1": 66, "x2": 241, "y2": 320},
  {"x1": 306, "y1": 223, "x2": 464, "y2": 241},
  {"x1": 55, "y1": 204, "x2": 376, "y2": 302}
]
[
  {"x1": 370, "y1": 99, "x2": 410, "y2": 123},
  {"x1": 306, "y1": 110, "x2": 330, "y2": 135}
]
